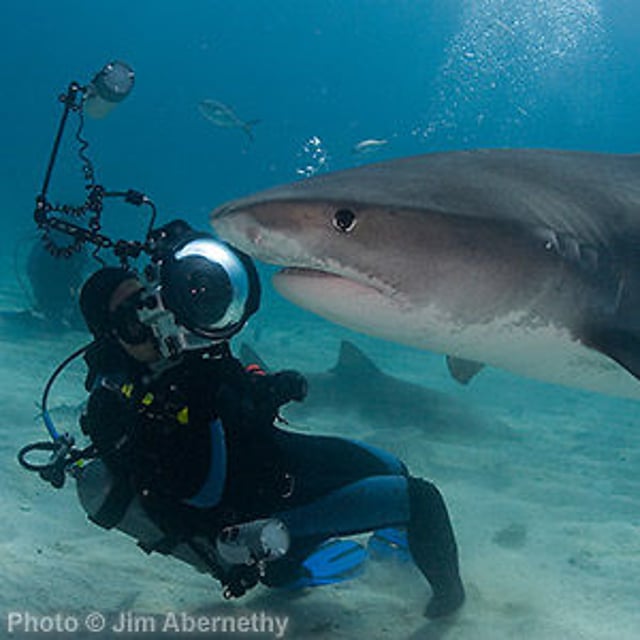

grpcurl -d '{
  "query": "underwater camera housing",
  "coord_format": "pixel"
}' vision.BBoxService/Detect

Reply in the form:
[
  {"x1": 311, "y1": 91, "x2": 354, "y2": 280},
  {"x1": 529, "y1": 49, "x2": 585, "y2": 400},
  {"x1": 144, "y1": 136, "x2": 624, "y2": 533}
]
[{"x1": 138, "y1": 220, "x2": 261, "y2": 359}]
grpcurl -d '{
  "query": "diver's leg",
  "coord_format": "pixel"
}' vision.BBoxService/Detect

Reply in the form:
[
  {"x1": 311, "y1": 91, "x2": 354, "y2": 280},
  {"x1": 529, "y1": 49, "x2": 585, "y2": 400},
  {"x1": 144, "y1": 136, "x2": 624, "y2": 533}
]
[
  {"x1": 275, "y1": 474, "x2": 465, "y2": 617},
  {"x1": 271, "y1": 432, "x2": 465, "y2": 616},
  {"x1": 276, "y1": 475, "x2": 410, "y2": 538},
  {"x1": 272, "y1": 430, "x2": 407, "y2": 505},
  {"x1": 407, "y1": 477, "x2": 465, "y2": 618},
  {"x1": 264, "y1": 474, "x2": 410, "y2": 588}
]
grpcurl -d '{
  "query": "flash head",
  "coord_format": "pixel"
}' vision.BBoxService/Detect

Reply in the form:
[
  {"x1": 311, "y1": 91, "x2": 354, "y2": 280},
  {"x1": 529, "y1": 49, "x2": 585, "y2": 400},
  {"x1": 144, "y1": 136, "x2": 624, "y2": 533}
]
[{"x1": 84, "y1": 60, "x2": 135, "y2": 119}]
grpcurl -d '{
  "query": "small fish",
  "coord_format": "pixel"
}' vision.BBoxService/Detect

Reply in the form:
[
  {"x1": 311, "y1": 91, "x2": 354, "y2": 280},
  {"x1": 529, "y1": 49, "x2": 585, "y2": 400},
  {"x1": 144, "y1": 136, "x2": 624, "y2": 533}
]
[
  {"x1": 352, "y1": 138, "x2": 388, "y2": 155},
  {"x1": 198, "y1": 99, "x2": 260, "y2": 142},
  {"x1": 494, "y1": 18, "x2": 516, "y2": 37}
]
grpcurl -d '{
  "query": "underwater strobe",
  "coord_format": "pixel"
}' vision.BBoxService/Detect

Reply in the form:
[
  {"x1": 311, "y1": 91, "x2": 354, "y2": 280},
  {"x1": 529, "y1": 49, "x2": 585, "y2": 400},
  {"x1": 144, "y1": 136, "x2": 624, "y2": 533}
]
[{"x1": 84, "y1": 60, "x2": 135, "y2": 119}]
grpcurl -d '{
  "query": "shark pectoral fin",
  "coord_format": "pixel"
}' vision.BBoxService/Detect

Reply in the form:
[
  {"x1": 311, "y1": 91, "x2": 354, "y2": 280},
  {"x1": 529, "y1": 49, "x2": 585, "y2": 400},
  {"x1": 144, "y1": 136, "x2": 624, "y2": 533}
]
[
  {"x1": 585, "y1": 327, "x2": 640, "y2": 381},
  {"x1": 445, "y1": 356, "x2": 486, "y2": 385}
]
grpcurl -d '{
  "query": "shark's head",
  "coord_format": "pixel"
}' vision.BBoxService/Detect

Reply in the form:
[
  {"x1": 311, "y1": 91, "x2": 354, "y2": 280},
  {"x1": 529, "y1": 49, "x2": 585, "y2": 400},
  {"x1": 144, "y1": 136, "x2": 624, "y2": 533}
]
[
  {"x1": 210, "y1": 151, "x2": 640, "y2": 398},
  {"x1": 213, "y1": 194, "x2": 419, "y2": 314},
  {"x1": 210, "y1": 170, "x2": 576, "y2": 356}
]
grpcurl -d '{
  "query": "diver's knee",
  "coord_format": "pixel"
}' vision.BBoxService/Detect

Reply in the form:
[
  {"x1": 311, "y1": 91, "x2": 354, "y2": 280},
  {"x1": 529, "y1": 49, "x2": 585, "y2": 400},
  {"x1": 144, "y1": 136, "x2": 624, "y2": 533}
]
[
  {"x1": 348, "y1": 438, "x2": 408, "y2": 476},
  {"x1": 407, "y1": 476, "x2": 443, "y2": 511}
]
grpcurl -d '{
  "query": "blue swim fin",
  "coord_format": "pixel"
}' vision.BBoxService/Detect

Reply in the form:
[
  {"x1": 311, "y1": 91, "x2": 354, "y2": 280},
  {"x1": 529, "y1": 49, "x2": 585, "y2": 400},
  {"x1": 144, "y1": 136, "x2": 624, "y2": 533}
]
[
  {"x1": 284, "y1": 539, "x2": 368, "y2": 589},
  {"x1": 368, "y1": 527, "x2": 411, "y2": 563}
]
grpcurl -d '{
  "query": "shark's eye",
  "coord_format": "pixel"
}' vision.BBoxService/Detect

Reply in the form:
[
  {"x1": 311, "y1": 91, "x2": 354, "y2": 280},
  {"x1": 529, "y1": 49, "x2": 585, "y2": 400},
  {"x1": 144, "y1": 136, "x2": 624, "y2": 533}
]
[{"x1": 332, "y1": 208, "x2": 357, "y2": 233}]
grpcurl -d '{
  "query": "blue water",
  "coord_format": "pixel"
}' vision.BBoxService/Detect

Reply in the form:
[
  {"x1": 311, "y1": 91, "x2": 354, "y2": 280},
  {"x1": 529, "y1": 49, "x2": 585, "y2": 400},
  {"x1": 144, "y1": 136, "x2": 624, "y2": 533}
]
[
  {"x1": 2, "y1": 1, "x2": 639, "y2": 243},
  {"x1": 1, "y1": 2, "x2": 640, "y2": 639}
]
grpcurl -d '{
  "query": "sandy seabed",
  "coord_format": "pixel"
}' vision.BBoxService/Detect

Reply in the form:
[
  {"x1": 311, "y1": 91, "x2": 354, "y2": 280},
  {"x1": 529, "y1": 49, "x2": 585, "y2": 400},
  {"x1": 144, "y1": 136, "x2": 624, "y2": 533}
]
[{"x1": 1, "y1": 279, "x2": 638, "y2": 640}]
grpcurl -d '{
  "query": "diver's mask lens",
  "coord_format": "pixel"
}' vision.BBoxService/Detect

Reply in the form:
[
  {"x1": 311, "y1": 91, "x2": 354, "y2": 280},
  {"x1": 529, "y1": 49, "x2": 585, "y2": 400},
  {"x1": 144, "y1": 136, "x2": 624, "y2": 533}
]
[{"x1": 162, "y1": 238, "x2": 251, "y2": 340}]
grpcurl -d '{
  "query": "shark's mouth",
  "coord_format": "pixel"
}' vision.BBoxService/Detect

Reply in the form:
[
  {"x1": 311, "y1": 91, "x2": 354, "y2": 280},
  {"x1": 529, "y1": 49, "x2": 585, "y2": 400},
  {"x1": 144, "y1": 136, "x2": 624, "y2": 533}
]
[
  {"x1": 272, "y1": 265, "x2": 411, "y2": 332},
  {"x1": 275, "y1": 266, "x2": 398, "y2": 300},
  {"x1": 276, "y1": 266, "x2": 370, "y2": 290},
  {"x1": 279, "y1": 267, "x2": 341, "y2": 279}
]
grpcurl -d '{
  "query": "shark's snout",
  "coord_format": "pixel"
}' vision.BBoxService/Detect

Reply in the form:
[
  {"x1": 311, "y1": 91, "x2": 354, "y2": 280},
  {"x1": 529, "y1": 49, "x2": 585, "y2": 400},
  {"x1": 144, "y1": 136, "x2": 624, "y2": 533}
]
[
  {"x1": 212, "y1": 202, "x2": 311, "y2": 270},
  {"x1": 211, "y1": 205, "x2": 265, "y2": 255}
]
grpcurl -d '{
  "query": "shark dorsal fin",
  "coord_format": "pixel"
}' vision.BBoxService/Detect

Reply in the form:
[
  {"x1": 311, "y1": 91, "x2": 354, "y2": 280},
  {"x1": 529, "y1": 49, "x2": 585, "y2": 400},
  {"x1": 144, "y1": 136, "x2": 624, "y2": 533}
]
[{"x1": 331, "y1": 341, "x2": 382, "y2": 378}]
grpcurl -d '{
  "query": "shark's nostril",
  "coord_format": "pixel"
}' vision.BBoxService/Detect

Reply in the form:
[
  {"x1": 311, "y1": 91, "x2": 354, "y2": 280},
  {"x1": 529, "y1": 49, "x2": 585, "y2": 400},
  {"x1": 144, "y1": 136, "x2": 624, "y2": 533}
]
[{"x1": 247, "y1": 225, "x2": 263, "y2": 245}]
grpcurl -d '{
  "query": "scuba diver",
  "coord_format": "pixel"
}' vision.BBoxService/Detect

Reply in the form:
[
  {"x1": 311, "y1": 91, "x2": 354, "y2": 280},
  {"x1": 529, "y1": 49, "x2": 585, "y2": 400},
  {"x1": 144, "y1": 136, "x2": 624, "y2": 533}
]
[
  {"x1": 72, "y1": 219, "x2": 465, "y2": 618},
  {"x1": 18, "y1": 60, "x2": 464, "y2": 620}
]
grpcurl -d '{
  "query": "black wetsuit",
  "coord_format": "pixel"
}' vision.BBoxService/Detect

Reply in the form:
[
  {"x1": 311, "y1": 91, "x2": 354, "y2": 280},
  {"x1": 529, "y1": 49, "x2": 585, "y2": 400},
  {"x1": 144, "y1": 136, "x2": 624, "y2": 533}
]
[{"x1": 81, "y1": 339, "x2": 464, "y2": 616}]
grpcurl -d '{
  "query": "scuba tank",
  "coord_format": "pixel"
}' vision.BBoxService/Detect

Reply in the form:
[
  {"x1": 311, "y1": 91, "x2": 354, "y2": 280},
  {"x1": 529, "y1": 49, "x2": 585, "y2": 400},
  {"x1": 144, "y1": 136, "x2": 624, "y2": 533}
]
[
  {"x1": 74, "y1": 459, "x2": 289, "y2": 584},
  {"x1": 74, "y1": 459, "x2": 216, "y2": 575}
]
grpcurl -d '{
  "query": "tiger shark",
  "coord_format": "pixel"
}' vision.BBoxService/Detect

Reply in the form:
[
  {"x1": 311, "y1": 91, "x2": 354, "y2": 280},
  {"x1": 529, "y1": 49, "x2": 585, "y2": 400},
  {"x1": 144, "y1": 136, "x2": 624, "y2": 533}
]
[
  {"x1": 239, "y1": 340, "x2": 514, "y2": 441},
  {"x1": 211, "y1": 149, "x2": 640, "y2": 399}
]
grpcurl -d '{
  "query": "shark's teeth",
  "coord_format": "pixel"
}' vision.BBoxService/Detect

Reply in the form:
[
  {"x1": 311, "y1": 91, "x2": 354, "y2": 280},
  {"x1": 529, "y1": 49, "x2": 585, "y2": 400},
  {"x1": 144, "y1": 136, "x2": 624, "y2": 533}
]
[{"x1": 279, "y1": 267, "x2": 333, "y2": 278}]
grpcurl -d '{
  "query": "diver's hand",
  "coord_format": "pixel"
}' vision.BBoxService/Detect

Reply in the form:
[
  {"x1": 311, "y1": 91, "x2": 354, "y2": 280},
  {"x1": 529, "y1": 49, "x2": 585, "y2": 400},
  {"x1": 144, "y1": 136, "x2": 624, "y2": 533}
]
[
  {"x1": 243, "y1": 363, "x2": 307, "y2": 405},
  {"x1": 215, "y1": 370, "x2": 307, "y2": 431},
  {"x1": 270, "y1": 370, "x2": 308, "y2": 404},
  {"x1": 222, "y1": 564, "x2": 261, "y2": 599}
]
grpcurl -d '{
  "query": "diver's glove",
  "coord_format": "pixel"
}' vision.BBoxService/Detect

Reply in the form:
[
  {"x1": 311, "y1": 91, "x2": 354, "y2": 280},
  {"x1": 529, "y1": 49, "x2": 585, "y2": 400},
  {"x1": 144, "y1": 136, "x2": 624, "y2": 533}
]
[
  {"x1": 251, "y1": 369, "x2": 308, "y2": 422},
  {"x1": 269, "y1": 370, "x2": 308, "y2": 405},
  {"x1": 221, "y1": 564, "x2": 261, "y2": 599},
  {"x1": 216, "y1": 369, "x2": 307, "y2": 431},
  {"x1": 244, "y1": 365, "x2": 307, "y2": 410}
]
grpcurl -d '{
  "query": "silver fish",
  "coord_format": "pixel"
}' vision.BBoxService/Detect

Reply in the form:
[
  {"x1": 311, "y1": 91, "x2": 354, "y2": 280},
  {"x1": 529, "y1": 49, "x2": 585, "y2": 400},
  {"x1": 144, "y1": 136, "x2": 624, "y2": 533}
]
[
  {"x1": 352, "y1": 138, "x2": 389, "y2": 155},
  {"x1": 198, "y1": 99, "x2": 259, "y2": 142}
]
